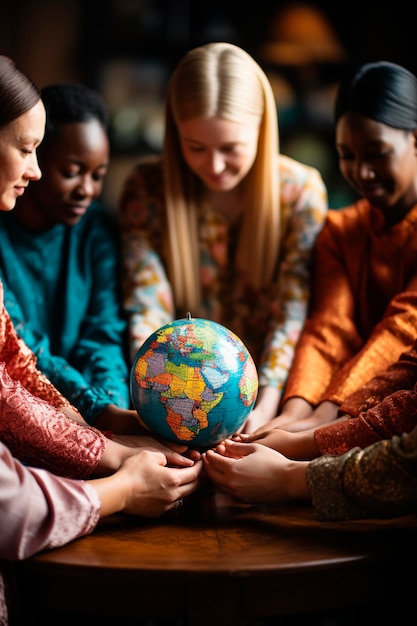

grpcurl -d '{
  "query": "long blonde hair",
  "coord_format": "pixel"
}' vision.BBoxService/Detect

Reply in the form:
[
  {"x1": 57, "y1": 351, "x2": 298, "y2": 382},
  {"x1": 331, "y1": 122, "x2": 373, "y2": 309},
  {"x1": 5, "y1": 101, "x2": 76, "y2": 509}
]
[{"x1": 163, "y1": 42, "x2": 280, "y2": 313}]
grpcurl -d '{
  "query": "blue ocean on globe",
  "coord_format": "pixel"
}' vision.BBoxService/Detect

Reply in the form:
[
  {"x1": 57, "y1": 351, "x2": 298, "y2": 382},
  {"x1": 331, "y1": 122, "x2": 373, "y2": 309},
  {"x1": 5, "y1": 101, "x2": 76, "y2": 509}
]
[{"x1": 130, "y1": 316, "x2": 258, "y2": 448}]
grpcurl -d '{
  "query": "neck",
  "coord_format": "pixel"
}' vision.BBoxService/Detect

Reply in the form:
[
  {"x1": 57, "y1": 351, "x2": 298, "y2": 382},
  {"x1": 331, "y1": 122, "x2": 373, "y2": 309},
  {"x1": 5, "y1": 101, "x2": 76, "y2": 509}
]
[{"x1": 204, "y1": 188, "x2": 244, "y2": 223}]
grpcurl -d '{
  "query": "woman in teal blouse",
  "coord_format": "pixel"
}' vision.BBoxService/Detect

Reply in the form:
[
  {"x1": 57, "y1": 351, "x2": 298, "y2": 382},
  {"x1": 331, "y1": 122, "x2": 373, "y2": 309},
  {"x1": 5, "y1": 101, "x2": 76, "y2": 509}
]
[{"x1": 0, "y1": 83, "x2": 138, "y2": 432}]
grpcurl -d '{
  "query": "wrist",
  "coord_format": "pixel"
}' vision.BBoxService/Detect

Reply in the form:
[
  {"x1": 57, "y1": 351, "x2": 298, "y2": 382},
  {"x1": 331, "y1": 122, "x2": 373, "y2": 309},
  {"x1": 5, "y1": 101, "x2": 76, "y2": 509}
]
[
  {"x1": 95, "y1": 438, "x2": 128, "y2": 475},
  {"x1": 93, "y1": 470, "x2": 129, "y2": 517},
  {"x1": 285, "y1": 460, "x2": 310, "y2": 500},
  {"x1": 96, "y1": 407, "x2": 146, "y2": 436},
  {"x1": 285, "y1": 430, "x2": 320, "y2": 460}
]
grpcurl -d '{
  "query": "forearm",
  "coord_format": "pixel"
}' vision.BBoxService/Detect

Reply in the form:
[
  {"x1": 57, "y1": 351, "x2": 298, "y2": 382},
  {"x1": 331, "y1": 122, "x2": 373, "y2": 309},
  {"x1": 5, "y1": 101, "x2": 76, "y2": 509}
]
[
  {"x1": 271, "y1": 428, "x2": 321, "y2": 460},
  {"x1": 91, "y1": 469, "x2": 129, "y2": 517},
  {"x1": 243, "y1": 386, "x2": 281, "y2": 433},
  {"x1": 244, "y1": 427, "x2": 321, "y2": 461},
  {"x1": 285, "y1": 459, "x2": 310, "y2": 500},
  {"x1": 61, "y1": 405, "x2": 88, "y2": 426},
  {"x1": 0, "y1": 442, "x2": 100, "y2": 559},
  {"x1": 284, "y1": 428, "x2": 322, "y2": 459},
  {"x1": 94, "y1": 405, "x2": 146, "y2": 435},
  {"x1": 255, "y1": 386, "x2": 280, "y2": 416},
  {"x1": 279, "y1": 397, "x2": 314, "y2": 420},
  {"x1": 90, "y1": 438, "x2": 128, "y2": 476}
]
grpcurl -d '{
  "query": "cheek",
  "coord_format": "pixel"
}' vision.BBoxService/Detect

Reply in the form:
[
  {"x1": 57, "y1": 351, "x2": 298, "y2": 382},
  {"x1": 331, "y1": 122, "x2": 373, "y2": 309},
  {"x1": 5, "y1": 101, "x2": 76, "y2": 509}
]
[
  {"x1": 50, "y1": 172, "x2": 79, "y2": 194},
  {"x1": 181, "y1": 150, "x2": 202, "y2": 172},
  {"x1": 238, "y1": 148, "x2": 258, "y2": 176},
  {"x1": 0, "y1": 167, "x2": 10, "y2": 192},
  {"x1": 0, "y1": 165, "x2": 24, "y2": 206},
  {"x1": 34, "y1": 175, "x2": 72, "y2": 204},
  {"x1": 6, "y1": 158, "x2": 24, "y2": 184},
  {"x1": 337, "y1": 160, "x2": 351, "y2": 181},
  {"x1": 93, "y1": 178, "x2": 105, "y2": 195},
  {"x1": 394, "y1": 151, "x2": 416, "y2": 186}
]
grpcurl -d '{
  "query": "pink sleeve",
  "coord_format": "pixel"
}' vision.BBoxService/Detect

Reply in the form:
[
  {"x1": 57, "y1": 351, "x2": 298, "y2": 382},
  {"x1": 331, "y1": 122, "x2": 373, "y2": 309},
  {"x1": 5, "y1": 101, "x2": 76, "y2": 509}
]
[
  {"x1": 0, "y1": 440, "x2": 100, "y2": 560},
  {"x1": 0, "y1": 362, "x2": 106, "y2": 478},
  {"x1": 0, "y1": 440, "x2": 100, "y2": 624}
]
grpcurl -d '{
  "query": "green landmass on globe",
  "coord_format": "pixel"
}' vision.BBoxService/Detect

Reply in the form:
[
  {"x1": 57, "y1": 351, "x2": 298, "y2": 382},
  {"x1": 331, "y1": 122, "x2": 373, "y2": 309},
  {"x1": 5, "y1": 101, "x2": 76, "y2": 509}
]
[{"x1": 130, "y1": 315, "x2": 258, "y2": 448}]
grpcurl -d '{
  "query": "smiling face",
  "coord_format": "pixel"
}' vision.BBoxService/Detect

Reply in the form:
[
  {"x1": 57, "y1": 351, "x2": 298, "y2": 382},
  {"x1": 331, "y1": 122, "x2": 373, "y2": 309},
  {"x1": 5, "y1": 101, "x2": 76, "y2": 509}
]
[
  {"x1": 19, "y1": 118, "x2": 109, "y2": 230},
  {"x1": 336, "y1": 111, "x2": 417, "y2": 222},
  {"x1": 0, "y1": 99, "x2": 46, "y2": 211},
  {"x1": 177, "y1": 116, "x2": 260, "y2": 193}
]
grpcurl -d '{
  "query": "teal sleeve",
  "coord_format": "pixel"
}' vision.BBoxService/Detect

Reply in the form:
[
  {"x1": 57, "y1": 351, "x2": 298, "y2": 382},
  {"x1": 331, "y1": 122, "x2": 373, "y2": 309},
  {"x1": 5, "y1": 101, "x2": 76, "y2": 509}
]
[
  {"x1": 3, "y1": 288, "x2": 128, "y2": 424},
  {"x1": 0, "y1": 208, "x2": 131, "y2": 425}
]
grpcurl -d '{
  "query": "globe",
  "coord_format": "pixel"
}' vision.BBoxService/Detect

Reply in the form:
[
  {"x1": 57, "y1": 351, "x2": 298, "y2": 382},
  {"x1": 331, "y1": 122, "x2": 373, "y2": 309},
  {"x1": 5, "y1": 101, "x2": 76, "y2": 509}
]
[{"x1": 130, "y1": 315, "x2": 258, "y2": 448}]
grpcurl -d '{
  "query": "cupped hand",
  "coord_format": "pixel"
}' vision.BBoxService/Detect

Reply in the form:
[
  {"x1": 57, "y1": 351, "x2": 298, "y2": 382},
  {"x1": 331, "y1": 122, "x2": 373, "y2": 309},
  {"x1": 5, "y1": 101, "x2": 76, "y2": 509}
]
[
  {"x1": 118, "y1": 450, "x2": 204, "y2": 517},
  {"x1": 202, "y1": 440, "x2": 299, "y2": 504}
]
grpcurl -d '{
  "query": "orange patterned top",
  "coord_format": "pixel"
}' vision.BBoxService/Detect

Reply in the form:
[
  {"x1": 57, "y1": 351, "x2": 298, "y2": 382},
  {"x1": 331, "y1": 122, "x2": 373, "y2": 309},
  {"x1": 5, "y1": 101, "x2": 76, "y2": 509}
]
[{"x1": 283, "y1": 199, "x2": 417, "y2": 408}]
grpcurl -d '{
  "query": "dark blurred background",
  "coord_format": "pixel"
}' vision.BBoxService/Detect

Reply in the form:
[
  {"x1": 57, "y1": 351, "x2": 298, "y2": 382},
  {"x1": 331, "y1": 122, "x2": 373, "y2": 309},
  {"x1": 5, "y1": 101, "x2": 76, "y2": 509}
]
[{"x1": 1, "y1": 0, "x2": 414, "y2": 210}]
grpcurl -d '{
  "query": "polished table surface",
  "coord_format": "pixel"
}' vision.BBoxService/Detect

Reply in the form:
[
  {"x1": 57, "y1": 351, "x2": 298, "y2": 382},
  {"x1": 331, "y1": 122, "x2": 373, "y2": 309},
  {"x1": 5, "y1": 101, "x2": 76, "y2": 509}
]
[{"x1": 12, "y1": 488, "x2": 417, "y2": 625}]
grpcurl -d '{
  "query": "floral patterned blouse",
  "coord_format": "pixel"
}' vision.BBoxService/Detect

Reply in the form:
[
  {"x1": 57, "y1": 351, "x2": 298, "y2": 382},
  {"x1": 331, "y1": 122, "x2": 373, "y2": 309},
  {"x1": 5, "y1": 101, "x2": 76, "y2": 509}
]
[{"x1": 119, "y1": 154, "x2": 328, "y2": 401}]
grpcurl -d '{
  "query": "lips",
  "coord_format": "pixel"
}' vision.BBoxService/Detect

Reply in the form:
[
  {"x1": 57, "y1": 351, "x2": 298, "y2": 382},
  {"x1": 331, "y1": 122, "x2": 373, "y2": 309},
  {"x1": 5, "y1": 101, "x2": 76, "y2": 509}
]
[
  {"x1": 357, "y1": 184, "x2": 385, "y2": 199},
  {"x1": 66, "y1": 204, "x2": 89, "y2": 214}
]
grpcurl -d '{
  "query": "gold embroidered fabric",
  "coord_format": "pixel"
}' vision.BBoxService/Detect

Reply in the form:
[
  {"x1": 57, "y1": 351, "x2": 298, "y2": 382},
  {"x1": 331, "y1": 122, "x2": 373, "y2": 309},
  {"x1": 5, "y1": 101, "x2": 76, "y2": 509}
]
[{"x1": 308, "y1": 425, "x2": 417, "y2": 520}]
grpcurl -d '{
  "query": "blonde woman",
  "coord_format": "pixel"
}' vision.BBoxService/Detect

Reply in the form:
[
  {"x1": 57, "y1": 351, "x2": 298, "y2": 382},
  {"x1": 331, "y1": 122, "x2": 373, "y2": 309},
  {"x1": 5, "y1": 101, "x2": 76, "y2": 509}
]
[{"x1": 119, "y1": 42, "x2": 328, "y2": 433}]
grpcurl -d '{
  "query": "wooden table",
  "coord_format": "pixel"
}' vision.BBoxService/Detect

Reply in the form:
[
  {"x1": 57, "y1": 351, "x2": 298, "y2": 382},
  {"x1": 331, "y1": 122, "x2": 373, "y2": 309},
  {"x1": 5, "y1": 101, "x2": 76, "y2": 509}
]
[{"x1": 11, "y1": 488, "x2": 417, "y2": 626}]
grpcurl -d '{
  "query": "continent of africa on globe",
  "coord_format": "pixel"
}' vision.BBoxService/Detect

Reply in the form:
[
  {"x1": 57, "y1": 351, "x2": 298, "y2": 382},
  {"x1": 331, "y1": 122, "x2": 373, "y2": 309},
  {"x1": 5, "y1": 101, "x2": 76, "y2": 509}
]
[{"x1": 130, "y1": 315, "x2": 258, "y2": 448}]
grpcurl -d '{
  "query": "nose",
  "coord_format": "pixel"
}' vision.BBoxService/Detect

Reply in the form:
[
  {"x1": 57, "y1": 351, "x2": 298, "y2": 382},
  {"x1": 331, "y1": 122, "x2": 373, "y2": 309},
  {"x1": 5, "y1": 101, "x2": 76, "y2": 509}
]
[
  {"x1": 354, "y1": 159, "x2": 375, "y2": 181},
  {"x1": 207, "y1": 151, "x2": 225, "y2": 175},
  {"x1": 26, "y1": 153, "x2": 42, "y2": 181},
  {"x1": 75, "y1": 175, "x2": 97, "y2": 199}
]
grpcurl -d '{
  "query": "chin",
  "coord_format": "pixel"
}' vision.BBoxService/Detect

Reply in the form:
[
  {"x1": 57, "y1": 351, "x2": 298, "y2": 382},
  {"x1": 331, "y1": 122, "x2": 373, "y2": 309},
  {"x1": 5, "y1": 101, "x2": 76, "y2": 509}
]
[
  {"x1": 2, "y1": 201, "x2": 16, "y2": 211},
  {"x1": 61, "y1": 213, "x2": 84, "y2": 226},
  {"x1": 206, "y1": 179, "x2": 237, "y2": 192}
]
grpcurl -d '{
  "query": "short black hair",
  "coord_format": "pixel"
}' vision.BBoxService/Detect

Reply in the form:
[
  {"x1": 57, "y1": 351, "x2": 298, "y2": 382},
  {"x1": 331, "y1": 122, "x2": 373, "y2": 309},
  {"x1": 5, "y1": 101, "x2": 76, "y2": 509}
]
[{"x1": 40, "y1": 83, "x2": 108, "y2": 140}]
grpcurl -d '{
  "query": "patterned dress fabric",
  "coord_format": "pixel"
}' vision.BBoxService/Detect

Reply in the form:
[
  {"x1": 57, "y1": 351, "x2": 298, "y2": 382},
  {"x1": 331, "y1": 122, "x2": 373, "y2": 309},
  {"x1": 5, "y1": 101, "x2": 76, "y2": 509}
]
[{"x1": 119, "y1": 154, "x2": 328, "y2": 404}]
